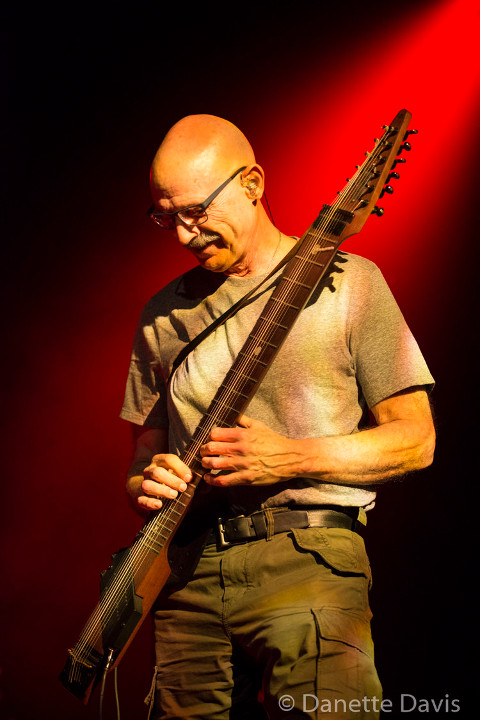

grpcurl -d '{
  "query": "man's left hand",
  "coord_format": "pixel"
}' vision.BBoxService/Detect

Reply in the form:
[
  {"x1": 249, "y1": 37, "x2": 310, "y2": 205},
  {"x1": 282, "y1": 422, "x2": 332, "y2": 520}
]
[{"x1": 200, "y1": 414, "x2": 301, "y2": 486}]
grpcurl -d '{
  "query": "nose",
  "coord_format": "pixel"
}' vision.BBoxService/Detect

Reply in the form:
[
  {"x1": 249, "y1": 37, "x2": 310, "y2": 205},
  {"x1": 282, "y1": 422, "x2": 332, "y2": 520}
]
[{"x1": 174, "y1": 217, "x2": 200, "y2": 246}]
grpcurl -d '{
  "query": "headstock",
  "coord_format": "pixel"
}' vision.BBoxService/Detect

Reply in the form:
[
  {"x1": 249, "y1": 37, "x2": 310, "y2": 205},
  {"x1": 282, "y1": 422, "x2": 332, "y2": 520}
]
[{"x1": 331, "y1": 109, "x2": 417, "y2": 241}]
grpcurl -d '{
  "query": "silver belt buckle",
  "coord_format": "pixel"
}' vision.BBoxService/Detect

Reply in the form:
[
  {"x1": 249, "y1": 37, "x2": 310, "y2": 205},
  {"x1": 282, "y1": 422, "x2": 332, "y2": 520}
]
[
  {"x1": 216, "y1": 517, "x2": 231, "y2": 548},
  {"x1": 216, "y1": 515, "x2": 246, "y2": 548}
]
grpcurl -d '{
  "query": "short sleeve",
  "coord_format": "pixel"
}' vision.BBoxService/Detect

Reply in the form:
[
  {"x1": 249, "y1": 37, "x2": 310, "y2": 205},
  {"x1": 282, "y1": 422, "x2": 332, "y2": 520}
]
[
  {"x1": 348, "y1": 264, "x2": 434, "y2": 408},
  {"x1": 120, "y1": 304, "x2": 169, "y2": 428}
]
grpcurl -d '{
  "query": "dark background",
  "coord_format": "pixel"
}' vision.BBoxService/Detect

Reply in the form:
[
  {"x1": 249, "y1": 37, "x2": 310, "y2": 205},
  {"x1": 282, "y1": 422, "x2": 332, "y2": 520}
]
[{"x1": 1, "y1": 1, "x2": 478, "y2": 718}]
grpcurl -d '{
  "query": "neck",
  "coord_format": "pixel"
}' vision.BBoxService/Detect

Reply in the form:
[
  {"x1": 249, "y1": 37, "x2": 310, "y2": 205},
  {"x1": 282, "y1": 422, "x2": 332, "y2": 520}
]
[{"x1": 224, "y1": 217, "x2": 295, "y2": 278}]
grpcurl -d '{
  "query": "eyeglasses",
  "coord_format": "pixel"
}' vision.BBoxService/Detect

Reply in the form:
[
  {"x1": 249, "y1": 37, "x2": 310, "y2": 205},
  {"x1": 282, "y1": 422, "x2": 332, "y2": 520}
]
[{"x1": 147, "y1": 166, "x2": 247, "y2": 230}]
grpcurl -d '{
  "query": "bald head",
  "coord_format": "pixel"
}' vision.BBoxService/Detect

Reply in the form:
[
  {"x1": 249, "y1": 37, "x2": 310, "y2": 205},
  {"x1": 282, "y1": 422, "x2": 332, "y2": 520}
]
[
  {"x1": 147, "y1": 114, "x2": 284, "y2": 276},
  {"x1": 150, "y1": 114, "x2": 256, "y2": 199}
]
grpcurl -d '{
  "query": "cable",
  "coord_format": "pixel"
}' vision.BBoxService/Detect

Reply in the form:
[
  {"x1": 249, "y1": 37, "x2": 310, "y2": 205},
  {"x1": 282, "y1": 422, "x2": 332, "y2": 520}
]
[{"x1": 114, "y1": 667, "x2": 121, "y2": 720}]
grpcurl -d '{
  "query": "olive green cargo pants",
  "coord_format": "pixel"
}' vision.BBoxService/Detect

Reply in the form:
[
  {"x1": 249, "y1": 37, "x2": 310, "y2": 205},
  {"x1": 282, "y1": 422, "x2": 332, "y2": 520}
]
[{"x1": 148, "y1": 526, "x2": 382, "y2": 719}]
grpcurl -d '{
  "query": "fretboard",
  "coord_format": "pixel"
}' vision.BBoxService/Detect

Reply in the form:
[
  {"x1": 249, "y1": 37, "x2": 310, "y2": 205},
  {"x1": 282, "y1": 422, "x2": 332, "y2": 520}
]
[{"x1": 130, "y1": 110, "x2": 413, "y2": 567}]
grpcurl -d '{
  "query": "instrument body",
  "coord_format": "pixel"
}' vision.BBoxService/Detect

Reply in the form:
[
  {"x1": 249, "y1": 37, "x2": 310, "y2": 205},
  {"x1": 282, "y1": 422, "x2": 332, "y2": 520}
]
[{"x1": 60, "y1": 110, "x2": 413, "y2": 703}]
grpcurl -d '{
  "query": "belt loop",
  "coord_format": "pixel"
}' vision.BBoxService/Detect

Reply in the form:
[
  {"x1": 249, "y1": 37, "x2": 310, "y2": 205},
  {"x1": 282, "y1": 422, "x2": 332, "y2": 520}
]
[{"x1": 264, "y1": 508, "x2": 275, "y2": 541}]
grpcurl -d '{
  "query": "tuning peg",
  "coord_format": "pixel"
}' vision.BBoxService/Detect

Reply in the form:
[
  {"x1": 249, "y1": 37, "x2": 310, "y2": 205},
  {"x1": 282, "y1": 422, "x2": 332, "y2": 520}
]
[
  {"x1": 379, "y1": 185, "x2": 394, "y2": 199},
  {"x1": 386, "y1": 171, "x2": 400, "y2": 183},
  {"x1": 391, "y1": 158, "x2": 407, "y2": 170},
  {"x1": 372, "y1": 206, "x2": 384, "y2": 216},
  {"x1": 403, "y1": 129, "x2": 418, "y2": 140},
  {"x1": 397, "y1": 142, "x2": 411, "y2": 155}
]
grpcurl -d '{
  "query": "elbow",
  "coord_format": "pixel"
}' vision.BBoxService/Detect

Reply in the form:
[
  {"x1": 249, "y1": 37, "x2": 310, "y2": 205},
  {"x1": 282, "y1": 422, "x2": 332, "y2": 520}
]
[{"x1": 417, "y1": 422, "x2": 436, "y2": 470}]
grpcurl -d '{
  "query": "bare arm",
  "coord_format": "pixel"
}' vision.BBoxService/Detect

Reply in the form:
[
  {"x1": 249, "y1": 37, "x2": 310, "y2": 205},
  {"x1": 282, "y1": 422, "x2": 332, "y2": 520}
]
[
  {"x1": 126, "y1": 387, "x2": 435, "y2": 510},
  {"x1": 200, "y1": 387, "x2": 435, "y2": 487}
]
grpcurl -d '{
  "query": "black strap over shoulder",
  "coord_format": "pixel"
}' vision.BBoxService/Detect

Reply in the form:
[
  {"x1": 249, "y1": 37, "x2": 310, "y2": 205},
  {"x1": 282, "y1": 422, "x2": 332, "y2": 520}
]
[{"x1": 167, "y1": 238, "x2": 302, "y2": 384}]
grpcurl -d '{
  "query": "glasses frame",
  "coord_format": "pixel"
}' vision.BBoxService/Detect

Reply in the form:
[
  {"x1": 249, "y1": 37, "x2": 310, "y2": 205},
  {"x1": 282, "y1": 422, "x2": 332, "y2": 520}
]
[{"x1": 147, "y1": 165, "x2": 247, "y2": 230}]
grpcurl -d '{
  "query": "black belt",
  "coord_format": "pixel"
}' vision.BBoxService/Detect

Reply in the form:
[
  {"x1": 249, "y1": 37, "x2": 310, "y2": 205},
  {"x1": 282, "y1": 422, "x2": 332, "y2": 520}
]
[{"x1": 214, "y1": 506, "x2": 365, "y2": 548}]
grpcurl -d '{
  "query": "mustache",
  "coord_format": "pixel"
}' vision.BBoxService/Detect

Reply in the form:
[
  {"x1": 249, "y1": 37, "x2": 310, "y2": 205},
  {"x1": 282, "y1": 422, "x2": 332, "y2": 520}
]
[{"x1": 187, "y1": 231, "x2": 223, "y2": 250}]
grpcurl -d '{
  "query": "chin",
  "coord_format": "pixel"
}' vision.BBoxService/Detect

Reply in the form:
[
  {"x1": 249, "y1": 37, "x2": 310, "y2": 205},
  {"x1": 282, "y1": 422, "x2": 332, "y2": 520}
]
[
  {"x1": 196, "y1": 249, "x2": 232, "y2": 273},
  {"x1": 200, "y1": 259, "x2": 230, "y2": 273}
]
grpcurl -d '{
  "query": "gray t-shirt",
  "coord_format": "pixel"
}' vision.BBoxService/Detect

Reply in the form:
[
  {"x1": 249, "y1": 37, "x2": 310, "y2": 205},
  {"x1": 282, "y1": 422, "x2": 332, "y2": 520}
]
[{"x1": 120, "y1": 251, "x2": 434, "y2": 512}]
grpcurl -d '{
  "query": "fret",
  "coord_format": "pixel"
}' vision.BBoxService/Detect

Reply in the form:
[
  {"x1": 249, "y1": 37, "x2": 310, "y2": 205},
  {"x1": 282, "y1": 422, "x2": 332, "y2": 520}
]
[
  {"x1": 269, "y1": 297, "x2": 302, "y2": 310},
  {"x1": 294, "y1": 254, "x2": 326, "y2": 268},
  {"x1": 301, "y1": 243, "x2": 336, "y2": 253},
  {"x1": 138, "y1": 531, "x2": 163, "y2": 553},
  {"x1": 248, "y1": 334, "x2": 278, "y2": 349},
  {"x1": 210, "y1": 398, "x2": 241, "y2": 414},
  {"x1": 259, "y1": 316, "x2": 289, "y2": 330},
  {"x1": 220, "y1": 382, "x2": 249, "y2": 399},
  {"x1": 281, "y1": 276, "x2": 312, "y2": 290},
  {"x1": 179, "y1": 485, "x2": 197, "y2": 497},
  {"x1": 314, "y1": 205, "x2": 355, "y2": 237},
  {"x1": 162, "y1": 521, "x2": 177, "y2": 534},
  {"x1": 142, "y1": 539, "x2": 164, "y2": 554},
  {"x1": 201, "y1": 411, "x2": 224, "y2": 426},
  {"x1": 150, "y1": 528, "x2": 170, "y2": 542},
  {"x1": 140, "y1": 540, "x2": 162, "y2": 554},
  {"x1": 174, "y1": 497, "x2": 191, "y2": 509},
  {"x1": 229, "y1": 368, "x2": 259, "y2": 383},
  {"x1": 238, "y1": 351, "x2": 268, "y2": 367},
  {"x1": 198, "y1": 416, "x2": 230, "y2": 429}
]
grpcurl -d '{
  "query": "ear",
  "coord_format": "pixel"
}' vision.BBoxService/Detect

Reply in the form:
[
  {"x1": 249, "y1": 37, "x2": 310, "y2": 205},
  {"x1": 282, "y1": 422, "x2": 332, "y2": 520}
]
[{"x1": 240, "y1": 165, "x2": 264, "y2": 201}]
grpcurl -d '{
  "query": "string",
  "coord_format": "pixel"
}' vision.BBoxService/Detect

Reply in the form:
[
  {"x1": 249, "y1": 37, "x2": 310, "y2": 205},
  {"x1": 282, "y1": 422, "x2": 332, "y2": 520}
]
[
  {"x1": 72, "y1": 130, "x2": 390, "y2": 662},
  {"x1": 71, "y1": 124, "x2": 397, "y2": 661},
  {"x1": 72, "y1": 127, "x2": 392, "y2": 659}
]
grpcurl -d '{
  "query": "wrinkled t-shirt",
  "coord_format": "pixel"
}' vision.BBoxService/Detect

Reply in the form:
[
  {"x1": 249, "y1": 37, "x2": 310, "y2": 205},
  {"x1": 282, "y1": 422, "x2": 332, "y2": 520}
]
[{"x1": 120, "y1": 251, "x2": 434, "y2": 513}]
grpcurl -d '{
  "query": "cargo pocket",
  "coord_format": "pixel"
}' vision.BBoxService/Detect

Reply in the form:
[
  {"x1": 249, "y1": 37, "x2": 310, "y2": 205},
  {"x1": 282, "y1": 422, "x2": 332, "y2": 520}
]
[
  {"x1": 313, "y1": 606, "x2": 374, "y2": 659},
  {"x1": 290, "y1": 527, "x2": 372, "y2": 586},
  {"x1": 144, "y1": 666, "x2": 159, "y2": 720},
  {"x1": 312, "y1": 607, "x2": 382, "y2": 716}
]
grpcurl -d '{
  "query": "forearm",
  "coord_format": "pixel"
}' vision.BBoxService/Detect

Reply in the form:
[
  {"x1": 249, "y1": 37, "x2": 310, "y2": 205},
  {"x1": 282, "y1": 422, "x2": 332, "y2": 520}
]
[
  {"x1": 126, "y1": 427, "x2": 171, "y2": 511},
  {"x1": 202, "y1": 390, "x2": 436, "y2": 489},
  {"x1": 126, "y1": 460, "x2": 148, "y2": 504},
  {"x1": 290, "y1": 418, "x2": 435, "y2": 486}
]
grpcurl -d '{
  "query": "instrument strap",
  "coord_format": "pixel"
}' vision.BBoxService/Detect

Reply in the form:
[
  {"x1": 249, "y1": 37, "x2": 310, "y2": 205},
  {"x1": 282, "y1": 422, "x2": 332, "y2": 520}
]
[{"x1": 167, "y1": 237, "x2": 302, "y2": 384}]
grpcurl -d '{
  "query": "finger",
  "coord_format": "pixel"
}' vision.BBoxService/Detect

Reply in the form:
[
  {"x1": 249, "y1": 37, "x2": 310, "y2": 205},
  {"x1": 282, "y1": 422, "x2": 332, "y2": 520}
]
[
  {"x1": 204, "y1": 470, "x2": 279, "y2": 487},
  {"x1": 204, "y1": 469, "x2": 255, "y2": 487},
  {"x1": 142, "y1": 478, "x2": 180, "y2": 499},
  {"x1": 138, "y1": 494, "x2": 163, "y2": 511},
  {"x1": 143, "y1": 466, "x2": 186, "y2": 492},
  {"x1": 152, "y1": 467, "x2": 189, "y2": 491},
  {"x1": 201, "y1": 454, "x2": 248, "y2": 471},
  {"x1": 144, "y1": 464, "x2": 190, "y2": 491},
  {"x1": 208, "y1": 426, "x2": 245, "y2": 442},
  {"x1": 236, "y1": 414, "x2": 254, "y2": 428},
  {"x1": 200, "y1": 440, "x2": 248, "y2": 457},
  {"x1": 151, "y1": 453, "x2": 192, "y2": 482}
]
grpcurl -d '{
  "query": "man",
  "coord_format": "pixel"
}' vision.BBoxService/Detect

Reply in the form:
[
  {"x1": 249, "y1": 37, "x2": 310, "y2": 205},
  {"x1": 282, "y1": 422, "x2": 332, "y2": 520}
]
[{"x1": 120, "y1": 114, "x2": 435, "y2": 719}]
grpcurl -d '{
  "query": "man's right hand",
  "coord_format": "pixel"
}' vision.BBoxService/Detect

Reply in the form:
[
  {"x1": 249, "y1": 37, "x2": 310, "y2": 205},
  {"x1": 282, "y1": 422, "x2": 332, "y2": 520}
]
[
  {"x1": 139, "y1": 453, "x2": 192, "y2": 511},
  {"x1": 126, "y1": 427, "x2": 192, "y2": 512}
]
